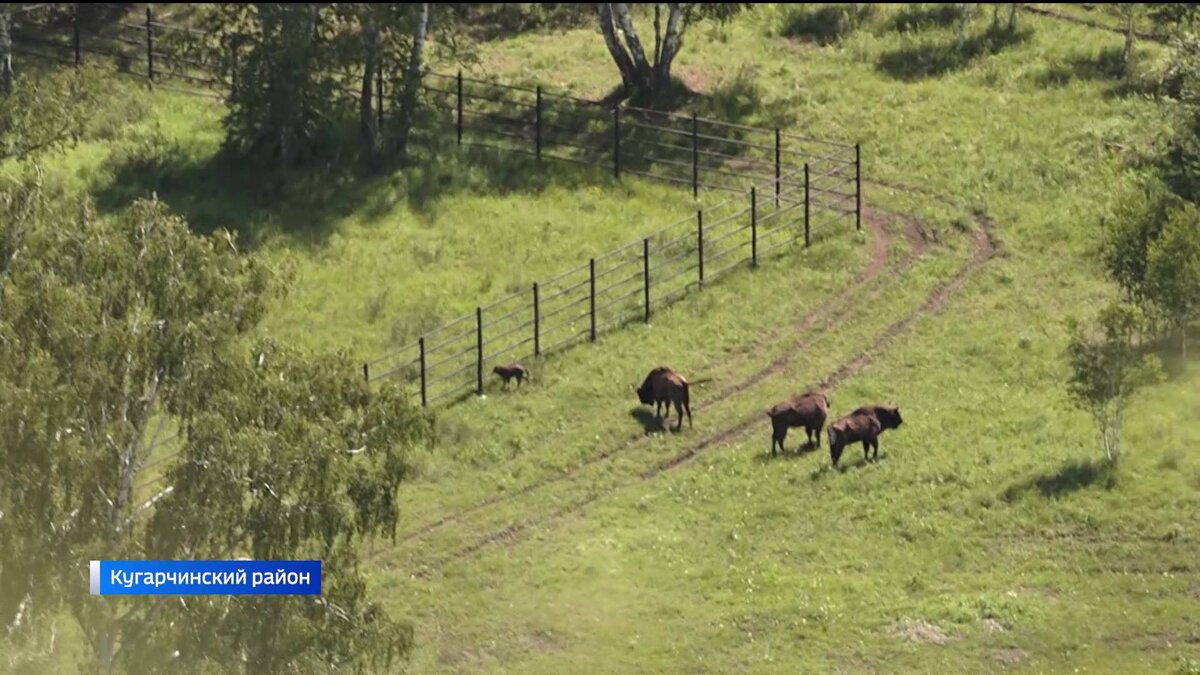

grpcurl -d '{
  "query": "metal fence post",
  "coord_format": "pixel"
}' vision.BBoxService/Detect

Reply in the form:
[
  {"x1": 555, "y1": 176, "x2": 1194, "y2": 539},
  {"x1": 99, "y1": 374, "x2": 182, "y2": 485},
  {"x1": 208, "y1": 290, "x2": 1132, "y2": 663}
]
[
  {"x1": 643, "y1": 238, "x2": 650, "y2": 323},
  {"x1": 751, "y1": 187, "x2": 758, "y2": 268},
  {"x1": 691, "y1": 113, "x2": 699, "y2": 198},
  {"x1": 533, "y1": 282, "x2": 540, "y2": 356},
  {"x1": 775, "y1": 128, "x2": 781, "y2": 209},
  {"x1": 804, "y1": 163, "x2": 811, "y2": 249},
  {"x1": 589, "y1": 258, "x2": 597, "y2": 342},
  {"x1": 855, "y1": 142, "x2": 862, "y2": 232},
  {"x1": 73, "y1": 4, "x2": 81, "y2": 65},
  {"x1": 535, "y1": 86, "x2": 543, "y2": 161},
  {"x1": 475, "y1": 306, "x2": 483, "y2": 396},
  {"x1": 612, "y1": 106, "x2": 621, "y2": 179},
  {"x1": 145, "y1": 8, "x2": 154, "y2": 83},
  {"x1": 697, "y1": 209, "x2": 704, "y2": 287},
  {"x1": 456, "y1": 70, "x2": 464, "y2": 145},
  {"x1": 419, "y1": 337, "x2": 427, "y2": 407}
]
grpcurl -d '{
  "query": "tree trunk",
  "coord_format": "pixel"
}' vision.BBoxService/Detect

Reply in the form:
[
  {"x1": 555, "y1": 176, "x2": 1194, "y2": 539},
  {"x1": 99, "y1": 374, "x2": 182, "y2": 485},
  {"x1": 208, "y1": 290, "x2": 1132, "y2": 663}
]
[
  {"x1": 653, "y1": 4, "x2": 661, "y2": 68},
  {"x1": 957, "y1": 4, "x2": 972, "y2": 49},
  {"x1": 596, "y1": 3, "x2": 636, "y2": 92},
  {"x1": 1122, "y1": 15, "x2": 1135, "y2": 64},
  {"x1": 395, "y1": 2, "x2": 429, "y2": 161},
  {"x1": 655, "y1": 3, "x2": 683, "y2": 92},
  {"x1": 360, "y1": 11, "x2": 378, "y2": 150},
  {"x1": 612, "y1": 3, "x2": 653, "y2": 91},
  {"x1": 1, "y1": 8, "x2": 13, "y2": 97},
  {"x1": 1181, "y1": 322, "x2": 1188, "y2": 362}
]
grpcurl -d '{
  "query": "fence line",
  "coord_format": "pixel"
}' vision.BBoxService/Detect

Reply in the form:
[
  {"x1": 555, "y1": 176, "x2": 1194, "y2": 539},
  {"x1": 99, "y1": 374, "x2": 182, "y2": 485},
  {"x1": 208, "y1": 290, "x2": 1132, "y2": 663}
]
[{"x1": 9, "y1": 6, "x2": 863, "y2": 408}]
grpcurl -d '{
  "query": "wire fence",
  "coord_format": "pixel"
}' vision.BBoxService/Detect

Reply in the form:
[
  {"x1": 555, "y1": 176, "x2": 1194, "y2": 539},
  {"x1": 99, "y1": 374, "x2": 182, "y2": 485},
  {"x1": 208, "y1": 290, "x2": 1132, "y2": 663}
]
[{"x1": 9, "y1": 4, "x2": 864, "y2": 409}]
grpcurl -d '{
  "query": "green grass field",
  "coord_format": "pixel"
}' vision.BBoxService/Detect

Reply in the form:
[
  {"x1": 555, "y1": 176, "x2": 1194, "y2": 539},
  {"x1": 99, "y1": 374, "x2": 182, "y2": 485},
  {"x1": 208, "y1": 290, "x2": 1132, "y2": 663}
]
[{"x1": 7, "y1": 4, "x2": 1200, "y2": 675}]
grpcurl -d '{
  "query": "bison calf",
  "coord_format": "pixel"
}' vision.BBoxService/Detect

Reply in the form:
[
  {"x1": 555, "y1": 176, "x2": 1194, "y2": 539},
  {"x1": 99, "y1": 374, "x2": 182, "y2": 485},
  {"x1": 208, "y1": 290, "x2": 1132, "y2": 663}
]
[
  {"x1": 636, "y1": 366, "x2": 692, "y2": 431},
  {"x1": 492, "y1": 363, "x2": 529, "y2": 389},
  {"x1": 827, "y1": 404, "x2": 903, "y2": 467},
  {"x1": 766, "y1": 391, "x2": 829, "y2": 457}
]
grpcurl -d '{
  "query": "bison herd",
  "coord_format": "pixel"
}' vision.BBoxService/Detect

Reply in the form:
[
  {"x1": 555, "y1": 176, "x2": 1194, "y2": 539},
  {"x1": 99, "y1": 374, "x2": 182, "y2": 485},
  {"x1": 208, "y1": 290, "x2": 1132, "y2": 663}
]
[{"x1": 491, "y1": 361, "x2": 902, "y2": 467}]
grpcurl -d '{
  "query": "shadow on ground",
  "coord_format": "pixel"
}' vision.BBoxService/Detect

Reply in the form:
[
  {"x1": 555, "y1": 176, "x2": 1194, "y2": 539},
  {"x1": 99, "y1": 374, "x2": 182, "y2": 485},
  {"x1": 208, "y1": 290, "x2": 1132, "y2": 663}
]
[
  {"x1": 876, "y1": 25, "x2": 1033, "y2": 81},
  {"x1": 1003, "y1": 458, "x2": 1118, "y2": 501}
]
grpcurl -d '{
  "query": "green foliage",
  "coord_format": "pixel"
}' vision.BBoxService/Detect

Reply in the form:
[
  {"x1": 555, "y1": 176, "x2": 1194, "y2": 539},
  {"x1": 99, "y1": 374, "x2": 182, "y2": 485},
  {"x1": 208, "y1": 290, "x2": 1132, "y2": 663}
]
[
  {"x1": 1163, "y1": 31, "x2": 1200, "y2": 200},
  {"x1": 0, "y1": 65, "x2": 109, "y2": 163},
  {"x1": 1145, "y1": 204, "x2": 1200, "y2": 358},
  {"x1": 1100, "y1": 180, "x2": 1181, "y2": 306},
  {"x1": 197, "y1": 3, "x2": 344, "y2": 165},
  {"x1": 1148, "y1": 3, "x2": 1200, "y2": 33},
  {"x1": 1065, "y1": 301, "x2": 1164, "y2": 462},
  {"x1": 0, "y1": 169, "x2": 434, "y2": 674}
]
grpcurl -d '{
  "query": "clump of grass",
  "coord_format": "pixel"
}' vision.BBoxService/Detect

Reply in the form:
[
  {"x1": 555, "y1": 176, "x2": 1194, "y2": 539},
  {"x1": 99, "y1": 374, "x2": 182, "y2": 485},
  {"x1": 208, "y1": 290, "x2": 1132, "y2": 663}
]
[{"x1": 776, "y1": 3, "x2": 879, "y2": 46}]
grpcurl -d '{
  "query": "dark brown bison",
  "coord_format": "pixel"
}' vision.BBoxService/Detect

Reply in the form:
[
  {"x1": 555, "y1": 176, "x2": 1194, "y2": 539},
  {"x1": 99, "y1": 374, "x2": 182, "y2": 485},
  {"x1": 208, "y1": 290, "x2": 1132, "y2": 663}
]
[
  {"x1": 827, "y1": 404, "x2": 903, "y2": 467},
  {"x1": 492, "y1": 363, "x2": 529, "y2": 389},
  {"x1": 636, "y1": 366, "x2": 692, "y2": 431},
  {"x1": 765, "y1": 391, "x2": 829, "y2": 457}
]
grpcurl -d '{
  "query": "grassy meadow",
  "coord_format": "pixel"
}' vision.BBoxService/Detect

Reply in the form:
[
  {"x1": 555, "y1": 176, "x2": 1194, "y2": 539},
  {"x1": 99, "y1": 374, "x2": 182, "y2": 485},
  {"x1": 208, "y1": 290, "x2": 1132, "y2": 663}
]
[{"x1": 6, "y1": 3, "x2": 1200, "y2": 675}]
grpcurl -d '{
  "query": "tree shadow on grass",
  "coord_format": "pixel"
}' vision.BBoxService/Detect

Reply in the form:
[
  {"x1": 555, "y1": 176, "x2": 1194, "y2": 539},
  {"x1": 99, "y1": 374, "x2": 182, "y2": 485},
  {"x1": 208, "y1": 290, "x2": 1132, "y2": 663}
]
[
  {"x1": 91, "y1": 108, "x2": 624, "y2": 249},
  {"x1": 875, "y1": 25, "x2": 1033, "y2": 82},
  {"x1": 1002, "y1": 458, "x2": 1118, "y2": 501},
  {"x1": 1033, "y1": 45, "x2": 1159, "y2": 98}
]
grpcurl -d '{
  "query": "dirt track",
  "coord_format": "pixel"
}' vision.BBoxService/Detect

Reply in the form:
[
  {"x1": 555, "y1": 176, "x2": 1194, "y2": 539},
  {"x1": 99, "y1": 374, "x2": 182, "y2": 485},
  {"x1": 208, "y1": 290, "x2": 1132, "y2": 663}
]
[{"x1": 393, "y1": 182, "x2": 997, "y2": 575}]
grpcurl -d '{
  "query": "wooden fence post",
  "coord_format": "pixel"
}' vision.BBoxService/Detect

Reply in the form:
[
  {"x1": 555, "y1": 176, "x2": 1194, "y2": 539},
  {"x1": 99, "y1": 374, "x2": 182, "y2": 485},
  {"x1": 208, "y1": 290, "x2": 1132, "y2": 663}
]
[
  {"x1": 73, "y1": 4, "x2": 80, "y2": 65},
  {"x1": 456, "y1": 70, "x2": 464, "y2": 145},
  {"x1": 774, "y1": 128, "x2": 781, "y2": 209},
  {"x1": 377, "y1": 65, "x2": 384, "y2": 130},
  {"x1": 145, "y1": 8, "x2": 153, "y2": 83},
  {"x1": 691, "y1": 113, "x2": 699, "y2": 198},
  {"x1": 612, "y1": 106, "x2": 621, "y2": 179},
  {"x1": 589, "y1": 258, "x2": 597, "y2": 342},
  {"x1": 697, "y1": 209, "x2": 704, "y2": 286},
  {"x1": 533, "y1": 282, "x2": 540, "y2": 356},
  {"x1": 643, "y1": 238, "x2": 650, "y2": 323},
  {"x1": 535, "y1": 86, "x2": 542, "y2": 161},
  {"x1": 419, "y1": 337, "x2": 427, "y2": 407},
  {"x1": 855, "y1": 142, "x2": 862, "y2": 232},
  {"x1": 751, "y1": 187, "x2": 758, "y2": 268},
  {"x1": 475, "y1": 306, "x2": 483, "y2": 396},
  {"x1": 804, "y1": 163, "x2": 811, "y2": 249},
  {"x1": 363, "y1": 363, "x2": 369, "y2": 382}
]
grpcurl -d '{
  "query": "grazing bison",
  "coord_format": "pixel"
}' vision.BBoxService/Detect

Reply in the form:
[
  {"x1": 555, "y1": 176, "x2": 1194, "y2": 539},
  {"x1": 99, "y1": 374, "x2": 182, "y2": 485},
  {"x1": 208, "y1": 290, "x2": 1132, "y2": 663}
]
[
  {"x1": 827, "y1": 404, "x2": 903, "y2": 467},
  {"x1": 636, "y1": 366, "x2": 693, "y2": 431},
  {"x1": 765, "y1": 391, "x2": 829, "y2": 457},
  {"x1": 492, "y1": 363, "x2": 529, "y2": 389}
]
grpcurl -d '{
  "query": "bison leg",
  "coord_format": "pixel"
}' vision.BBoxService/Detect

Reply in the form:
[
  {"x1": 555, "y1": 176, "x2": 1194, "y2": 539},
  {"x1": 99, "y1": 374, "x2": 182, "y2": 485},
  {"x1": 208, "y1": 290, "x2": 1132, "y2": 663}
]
[
  {"x1": 862, "y1": 440, "x2": 871, "y2": 461},
  {"x1": 673, "y1": 399, "x2": 685, "y2": 431},
  {"x1": 772, "y1": 425, "x2": 786, "y2": 457},
  {"x1": 872, "y1": 438, "x2": 880, "y2": 460}
]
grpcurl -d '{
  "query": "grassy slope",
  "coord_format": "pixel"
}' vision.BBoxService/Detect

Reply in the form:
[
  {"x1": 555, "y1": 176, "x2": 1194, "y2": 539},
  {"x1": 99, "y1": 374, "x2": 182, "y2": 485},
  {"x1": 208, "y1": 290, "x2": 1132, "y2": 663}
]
[
  {"x1": 6, "y1": 4, "x2": 1200, "y2": 675},
  {"x1": 363, "y1": 6, "x2": 1199, "y2": 675}
]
